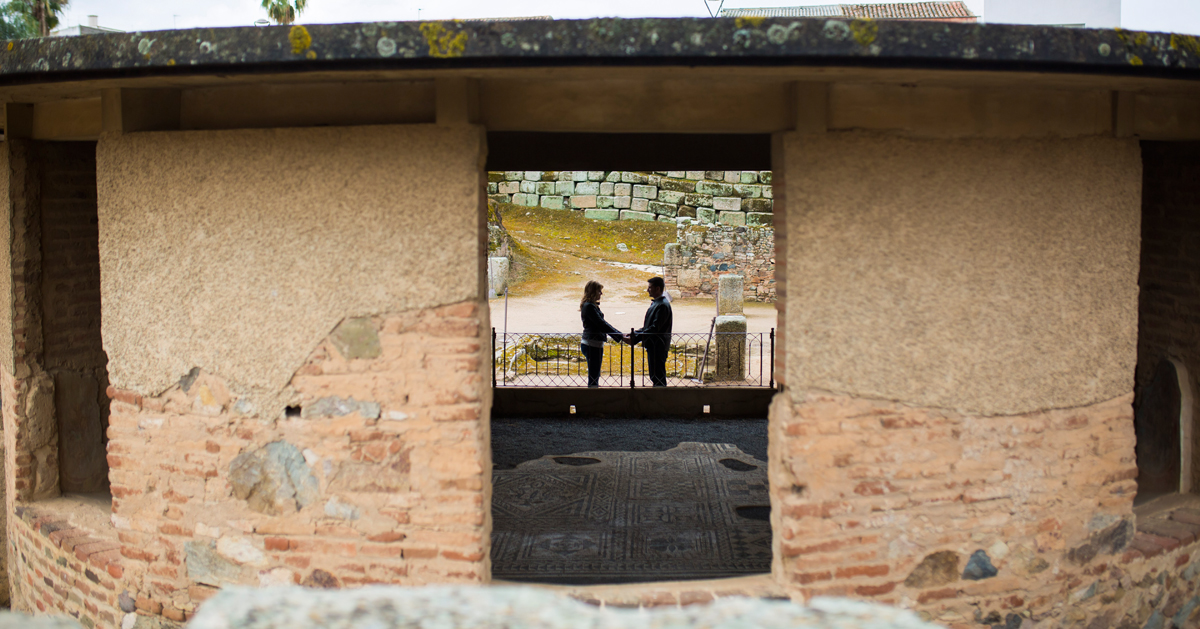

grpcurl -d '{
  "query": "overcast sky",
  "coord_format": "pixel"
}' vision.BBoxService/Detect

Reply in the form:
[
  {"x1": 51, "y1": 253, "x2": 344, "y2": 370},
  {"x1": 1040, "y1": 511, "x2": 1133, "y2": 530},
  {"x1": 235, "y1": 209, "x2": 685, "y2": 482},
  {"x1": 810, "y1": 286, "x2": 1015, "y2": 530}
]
[{"x1": 57, "y1": 0, "x2": 1200, "y2": 36}]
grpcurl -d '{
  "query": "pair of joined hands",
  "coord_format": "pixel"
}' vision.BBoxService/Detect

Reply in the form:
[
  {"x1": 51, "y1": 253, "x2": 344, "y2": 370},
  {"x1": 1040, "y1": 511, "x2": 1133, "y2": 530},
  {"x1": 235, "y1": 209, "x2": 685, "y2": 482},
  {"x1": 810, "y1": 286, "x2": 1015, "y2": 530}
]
[{"x1": 618, "y1": 335, "x2": 637, "y2": 345}]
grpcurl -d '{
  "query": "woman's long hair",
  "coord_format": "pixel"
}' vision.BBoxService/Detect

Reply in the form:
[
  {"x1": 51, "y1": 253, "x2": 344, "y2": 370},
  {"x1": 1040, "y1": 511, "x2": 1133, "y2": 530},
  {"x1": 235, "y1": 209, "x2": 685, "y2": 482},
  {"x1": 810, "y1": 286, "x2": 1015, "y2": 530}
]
[{"x1": 580, "y1": 280, "x2": 603, "y2": 309}]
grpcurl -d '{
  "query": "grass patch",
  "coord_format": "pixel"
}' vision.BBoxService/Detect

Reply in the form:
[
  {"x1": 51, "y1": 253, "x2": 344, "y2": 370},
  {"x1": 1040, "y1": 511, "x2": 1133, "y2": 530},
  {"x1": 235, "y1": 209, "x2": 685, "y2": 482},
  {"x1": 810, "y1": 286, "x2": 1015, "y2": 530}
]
[
  {"x1": 496, "y1": 203, "x2": 676, "y2": 297},
  {"x1": 499, "y1": 204, "x2": 674, "y2": 266}
]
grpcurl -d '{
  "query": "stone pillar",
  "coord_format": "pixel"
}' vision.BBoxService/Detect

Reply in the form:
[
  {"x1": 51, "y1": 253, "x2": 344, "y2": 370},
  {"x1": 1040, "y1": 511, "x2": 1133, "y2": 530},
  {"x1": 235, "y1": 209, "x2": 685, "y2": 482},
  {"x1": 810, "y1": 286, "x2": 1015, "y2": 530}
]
[
  {"x1": 714, "y1": 315, "x2": 747, "y2": 382},
  {"x1": 717, "y1": 274, "x2": 744, "y2": 315},
  {"x1": 488, "y1": 256, "x2": 509, "y2": 297}
]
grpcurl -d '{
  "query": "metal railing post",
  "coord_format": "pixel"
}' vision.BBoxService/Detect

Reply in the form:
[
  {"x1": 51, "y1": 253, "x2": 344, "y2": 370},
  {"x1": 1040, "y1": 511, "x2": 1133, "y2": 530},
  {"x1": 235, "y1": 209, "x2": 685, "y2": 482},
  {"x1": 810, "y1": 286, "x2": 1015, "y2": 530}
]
[
  {"x1": 630, "y1": 328, "x2": 636, "y2": 389},
  {"x1": 491, "y1": 327, "x2": 497, "y2": 388},
  {"x1": 770, "y1": 327, "x2": 776, "y2": 389}
]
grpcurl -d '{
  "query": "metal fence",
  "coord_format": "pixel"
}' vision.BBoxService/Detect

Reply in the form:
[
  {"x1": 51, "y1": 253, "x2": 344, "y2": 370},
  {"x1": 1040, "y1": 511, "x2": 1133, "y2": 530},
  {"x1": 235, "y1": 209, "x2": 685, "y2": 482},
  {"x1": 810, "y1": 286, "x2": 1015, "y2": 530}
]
[{"x1": 492, "y1": 329, "x2": 774, "y2": 388}]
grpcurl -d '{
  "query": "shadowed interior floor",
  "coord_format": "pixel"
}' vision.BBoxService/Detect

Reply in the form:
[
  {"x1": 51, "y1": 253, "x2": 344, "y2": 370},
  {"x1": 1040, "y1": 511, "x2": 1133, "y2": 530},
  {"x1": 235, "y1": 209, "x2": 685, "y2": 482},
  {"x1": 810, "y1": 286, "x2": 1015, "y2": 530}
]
[{"x1": 491, "y1": 442, "x2": 771, "y2": 584}]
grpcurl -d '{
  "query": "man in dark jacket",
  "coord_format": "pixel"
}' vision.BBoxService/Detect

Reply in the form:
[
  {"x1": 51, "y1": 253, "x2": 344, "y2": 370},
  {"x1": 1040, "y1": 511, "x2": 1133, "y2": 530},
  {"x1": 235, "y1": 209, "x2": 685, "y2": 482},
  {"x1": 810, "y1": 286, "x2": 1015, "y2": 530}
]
[{"x1": 626, "y1": 277, "x2": 673, "y2": 387}]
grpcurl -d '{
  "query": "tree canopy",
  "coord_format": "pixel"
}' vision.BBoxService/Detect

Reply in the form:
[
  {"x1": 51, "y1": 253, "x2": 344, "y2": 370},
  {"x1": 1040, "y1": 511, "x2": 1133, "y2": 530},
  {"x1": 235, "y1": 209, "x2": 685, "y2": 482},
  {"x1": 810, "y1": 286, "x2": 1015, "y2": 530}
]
[
  {"x1": 262, "y1": 0, "x2": 307, "y2": 25},
  {"x1": 0, "y1": 0, "x2": 70, "y2": 39}
]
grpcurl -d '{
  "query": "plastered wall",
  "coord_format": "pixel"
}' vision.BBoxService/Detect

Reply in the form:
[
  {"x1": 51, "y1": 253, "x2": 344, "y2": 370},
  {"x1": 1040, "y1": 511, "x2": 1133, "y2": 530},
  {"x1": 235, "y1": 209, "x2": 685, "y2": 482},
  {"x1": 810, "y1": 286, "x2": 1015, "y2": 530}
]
[
  {"x1": 778, "y1": 133, "x2": 1141, "y2": 416},
  {"x1": 768, "y1": 132, "x2": 1152, "y2": 627},
  {"x1": 97, "y1": 125, "x2": 487, "y2": 416}
]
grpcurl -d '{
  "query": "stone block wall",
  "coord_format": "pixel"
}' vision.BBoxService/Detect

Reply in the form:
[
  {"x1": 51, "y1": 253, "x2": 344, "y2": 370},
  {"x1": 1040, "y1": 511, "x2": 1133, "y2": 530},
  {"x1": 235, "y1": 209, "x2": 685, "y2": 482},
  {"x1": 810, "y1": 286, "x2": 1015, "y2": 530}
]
[
  {"x1": 664, "y1": 223, "x2": 775, "y2": 302},
  {"x1": 1136, "y1": 142, "x2": 1200, "y2": 494},
  {"x1": 486, "y1": 171, "x2": 773, "y2": 226}
]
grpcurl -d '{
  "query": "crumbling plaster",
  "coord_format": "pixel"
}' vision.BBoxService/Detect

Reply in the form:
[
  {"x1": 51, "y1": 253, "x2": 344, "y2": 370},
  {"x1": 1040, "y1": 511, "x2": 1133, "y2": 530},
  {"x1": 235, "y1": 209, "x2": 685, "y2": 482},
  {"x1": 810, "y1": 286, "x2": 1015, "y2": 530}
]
[
  {"x1": 96, "y1": 124, "x2": 487, "y2": 415},
  {"x1": 779, "y1": 132, "x2": 1141, "y2": 415}
]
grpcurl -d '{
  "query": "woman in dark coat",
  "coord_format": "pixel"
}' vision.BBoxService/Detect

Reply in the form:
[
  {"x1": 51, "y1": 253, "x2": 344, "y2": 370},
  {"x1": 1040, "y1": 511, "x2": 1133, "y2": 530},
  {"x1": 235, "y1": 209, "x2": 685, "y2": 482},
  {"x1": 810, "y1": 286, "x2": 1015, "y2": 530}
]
[{"x1": 580, "y1": 280, "x2": 624, "y2": 388}]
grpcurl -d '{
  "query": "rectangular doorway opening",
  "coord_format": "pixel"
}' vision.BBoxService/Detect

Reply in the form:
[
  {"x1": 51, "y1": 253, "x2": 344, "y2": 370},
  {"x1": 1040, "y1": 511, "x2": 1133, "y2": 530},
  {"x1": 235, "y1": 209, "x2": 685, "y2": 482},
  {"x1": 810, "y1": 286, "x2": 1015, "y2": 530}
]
[{"x1": 484, "y1": 137, "x2": 775, "y2": 585}]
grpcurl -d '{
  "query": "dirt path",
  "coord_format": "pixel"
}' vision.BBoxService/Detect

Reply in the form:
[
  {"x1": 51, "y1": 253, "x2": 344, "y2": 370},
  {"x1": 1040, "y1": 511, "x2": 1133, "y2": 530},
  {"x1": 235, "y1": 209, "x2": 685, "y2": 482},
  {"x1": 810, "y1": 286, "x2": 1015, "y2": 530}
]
[
  {"x1": 493, "y1": 203, "x2": 778, "y2": 335},
  {"x1": 489, "y1": 293, "x2": 778, "y2": 335}
]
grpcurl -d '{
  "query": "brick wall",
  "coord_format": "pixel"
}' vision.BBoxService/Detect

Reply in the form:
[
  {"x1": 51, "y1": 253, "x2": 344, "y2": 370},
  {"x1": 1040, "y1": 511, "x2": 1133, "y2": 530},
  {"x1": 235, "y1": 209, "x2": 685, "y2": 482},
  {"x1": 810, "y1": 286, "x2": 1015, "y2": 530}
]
[
  {"x1": 664, "y1": 223, "x2": 775, "y2": 302},
  {"x1": 8, "y1": 503, "x2": 125, "y2": 628},
  {"x1": 772, "y1": 392, "x2": 1147, "y2": 625},
  {"x1": 102, "y1": 300, "x2": 490, "y2": 626},
  {"x1": 37, "y1": 142, "x2": 109, "y2": 494},
  {"x1": 1137, "y1": 142, "x2": 1200, "y2": 493}
]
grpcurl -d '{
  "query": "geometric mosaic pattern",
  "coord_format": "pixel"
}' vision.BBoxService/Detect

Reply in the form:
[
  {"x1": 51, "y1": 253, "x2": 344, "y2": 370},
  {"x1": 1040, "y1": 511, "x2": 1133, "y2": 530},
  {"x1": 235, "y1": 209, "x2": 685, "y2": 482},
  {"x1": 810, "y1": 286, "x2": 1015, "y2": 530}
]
[{"x1": 492, "y1": 442, "x2": 771, "y2": 584}]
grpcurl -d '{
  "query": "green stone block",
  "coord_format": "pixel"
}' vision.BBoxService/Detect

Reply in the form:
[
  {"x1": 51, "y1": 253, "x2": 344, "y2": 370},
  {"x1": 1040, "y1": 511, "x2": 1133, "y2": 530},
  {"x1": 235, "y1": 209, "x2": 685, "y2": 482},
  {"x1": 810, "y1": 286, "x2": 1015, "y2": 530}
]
[
  {"x1": 648, "y1": 201, "x2": 678, "y2": 217},
  {"x1": 584, "y1": 209, "x2": 620, "y2": 221},
  {"x1": 695, "y1": 180, "x2": 735, "y2": 196},
  {"x1": 678, "y1": 206, "x2": 697, "y2": 218},
  {"x1": 743, "y1": 198, "x2": 773, "y2": 213},
  {"x1": 746, "y1": 212, "x2": 773, "y2": 226},
  {"x1": 658, "y1": 178, "x2": 696, "y2": 193},
  {"x1": 718, "y1": 211, "x2": 746, "y2": 226},
  {"x1": 487, "y1": 172, "x2": 505, "y2": 183},
  {"x1": 758, "y1": 171, "x2": 773, "y2": 184},
  {"x1": 658, "y1": 190, "x2": 686, "y2": 204},
  {"x1": 619, "y1": 210, "x2": 656, "y2": 222},
  {"x1": 733, "y1": 183, "x2": 762, "y2": 198},
  {"x1": 697, "y1": 208, "x2": 717, "y2": 224},
  {"x1": 540, "y1": 196, "x2": 565, "y2": 210}
]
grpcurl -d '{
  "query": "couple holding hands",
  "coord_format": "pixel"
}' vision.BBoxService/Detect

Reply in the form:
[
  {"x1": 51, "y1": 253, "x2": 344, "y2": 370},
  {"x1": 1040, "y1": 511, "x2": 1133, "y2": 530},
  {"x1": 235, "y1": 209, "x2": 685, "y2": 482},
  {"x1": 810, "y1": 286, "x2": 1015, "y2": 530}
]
[{"x1": 579, "y1": 277, "x2": 673, "y2": 388}]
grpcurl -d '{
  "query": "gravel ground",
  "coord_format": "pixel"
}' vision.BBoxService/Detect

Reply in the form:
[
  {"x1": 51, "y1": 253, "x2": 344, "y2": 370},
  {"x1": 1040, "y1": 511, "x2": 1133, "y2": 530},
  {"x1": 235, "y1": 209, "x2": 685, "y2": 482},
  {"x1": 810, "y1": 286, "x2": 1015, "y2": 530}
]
[{"x1": 491, "y1": 418, "x2": 767, "y2": 469}]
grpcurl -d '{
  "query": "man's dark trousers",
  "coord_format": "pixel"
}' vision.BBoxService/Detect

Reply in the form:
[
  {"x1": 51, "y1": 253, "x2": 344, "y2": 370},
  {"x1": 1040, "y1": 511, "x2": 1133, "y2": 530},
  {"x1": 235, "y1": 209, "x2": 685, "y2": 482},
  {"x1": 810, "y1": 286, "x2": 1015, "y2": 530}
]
[{"x1": 645, "y1": 341, "x2": 668, "y2": 387}]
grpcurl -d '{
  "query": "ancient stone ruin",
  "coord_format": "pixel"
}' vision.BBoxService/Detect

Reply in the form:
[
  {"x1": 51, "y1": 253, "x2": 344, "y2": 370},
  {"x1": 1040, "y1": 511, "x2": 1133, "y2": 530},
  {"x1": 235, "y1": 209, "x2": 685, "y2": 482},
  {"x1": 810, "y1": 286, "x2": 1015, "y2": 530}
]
[{"x1": 0, "y1": 15, "x2": 1195, "y2": 629}]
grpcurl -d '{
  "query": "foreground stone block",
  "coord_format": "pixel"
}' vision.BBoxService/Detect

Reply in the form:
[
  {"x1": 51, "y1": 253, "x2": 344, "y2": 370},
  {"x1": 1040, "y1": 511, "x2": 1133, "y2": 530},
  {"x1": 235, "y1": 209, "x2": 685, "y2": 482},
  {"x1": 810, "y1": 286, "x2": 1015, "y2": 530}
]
[
  {"x1": 188, "y1": 586, "x2": 943, "y2": 629},
  {"x1": 540, "y1": 195, "x2": 565, "y2": 210},
  {"x1": 0, "y1": 613, "x2": 80, "y2": 628}
]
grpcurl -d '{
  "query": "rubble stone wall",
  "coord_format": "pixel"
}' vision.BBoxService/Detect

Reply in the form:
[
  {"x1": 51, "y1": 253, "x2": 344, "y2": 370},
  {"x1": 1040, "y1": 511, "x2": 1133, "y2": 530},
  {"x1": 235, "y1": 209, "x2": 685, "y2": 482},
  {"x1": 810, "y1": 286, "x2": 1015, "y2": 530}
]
[
  {"x1": 770, "y1": 132, "x2": 1165, "y2": 627},
  {"x1": 487, "y1": 170, "x2": 774, "y2": 226},
  {"x1": 664, "y1": 223, "x2": 775, "y2": 302}
]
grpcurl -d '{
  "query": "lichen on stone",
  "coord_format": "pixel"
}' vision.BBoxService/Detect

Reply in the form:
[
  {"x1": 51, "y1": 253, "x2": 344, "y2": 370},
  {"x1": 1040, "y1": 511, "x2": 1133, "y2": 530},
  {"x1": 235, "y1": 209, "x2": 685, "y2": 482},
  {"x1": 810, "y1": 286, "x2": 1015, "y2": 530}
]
[
  {"x1": 420, "y1": 22, "x2": 468, "y2": 58},
  {"x1": 289, "y1": 25, "x2": 312, "y2": 55}
]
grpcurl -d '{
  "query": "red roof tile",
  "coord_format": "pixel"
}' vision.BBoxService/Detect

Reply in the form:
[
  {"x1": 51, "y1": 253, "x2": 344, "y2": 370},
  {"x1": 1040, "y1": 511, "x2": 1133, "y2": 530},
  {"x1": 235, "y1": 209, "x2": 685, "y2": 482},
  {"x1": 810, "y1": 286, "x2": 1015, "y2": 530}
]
[{"x1": 721, "y1": 2, "x2": 976, "y2": 21}]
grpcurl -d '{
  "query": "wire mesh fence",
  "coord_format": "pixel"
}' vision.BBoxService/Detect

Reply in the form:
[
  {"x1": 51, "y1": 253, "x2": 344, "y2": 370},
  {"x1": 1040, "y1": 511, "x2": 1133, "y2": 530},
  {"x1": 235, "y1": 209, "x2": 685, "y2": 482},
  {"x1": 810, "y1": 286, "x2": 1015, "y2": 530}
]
[{"x1": 492, "y1": 329, "x2": 774, "y2": 388}]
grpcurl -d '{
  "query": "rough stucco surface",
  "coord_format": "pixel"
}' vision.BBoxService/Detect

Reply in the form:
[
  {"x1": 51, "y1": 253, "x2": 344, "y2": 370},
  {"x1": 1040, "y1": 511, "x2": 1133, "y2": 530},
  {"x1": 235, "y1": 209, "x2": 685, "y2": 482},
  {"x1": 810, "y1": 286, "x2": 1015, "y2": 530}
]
[
  {"x1": 781, "y1": 133, "x2": 1140, "y2": 415},
  {"x1": 97, "y1": 125, "x2": 485, "y2": 408}
]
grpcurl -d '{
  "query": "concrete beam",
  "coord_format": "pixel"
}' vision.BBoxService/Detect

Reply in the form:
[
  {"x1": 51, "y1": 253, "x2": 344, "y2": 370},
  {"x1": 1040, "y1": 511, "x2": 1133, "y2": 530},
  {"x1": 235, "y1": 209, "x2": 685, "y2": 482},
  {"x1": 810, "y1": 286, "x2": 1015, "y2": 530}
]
[
  {"x1": 4, "y1": 102, "x2": 32, "y2": 139},
  {"x1": 792, "y1": 82, "x2": 828, "y2": 134},
  {"x1": 181, "y1": 81, "x2": 434, "y2": 130},
  {"x1": 1134, "y1": 93, "x2": 1200, "y2": 140},
  {"x1": 480, "y1": 78, "x2": 791, "y2": 133},
  {"x1": 436, "y1": 78, "x2": 480, "y2": 126},
  {"x1": 829, "y1": 84, "x2": 1113, "y2": 138},
  {"x1": 101, "y1": 88, "x2": 181, "y2": 133}
]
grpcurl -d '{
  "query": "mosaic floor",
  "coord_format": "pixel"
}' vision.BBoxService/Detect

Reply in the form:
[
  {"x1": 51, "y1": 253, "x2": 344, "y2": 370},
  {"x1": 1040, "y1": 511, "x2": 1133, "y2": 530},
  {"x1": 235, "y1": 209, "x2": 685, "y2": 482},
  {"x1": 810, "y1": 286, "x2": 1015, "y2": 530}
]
[{"x1": 491, "y1": 442, "x2": 772, "y2": 584}]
